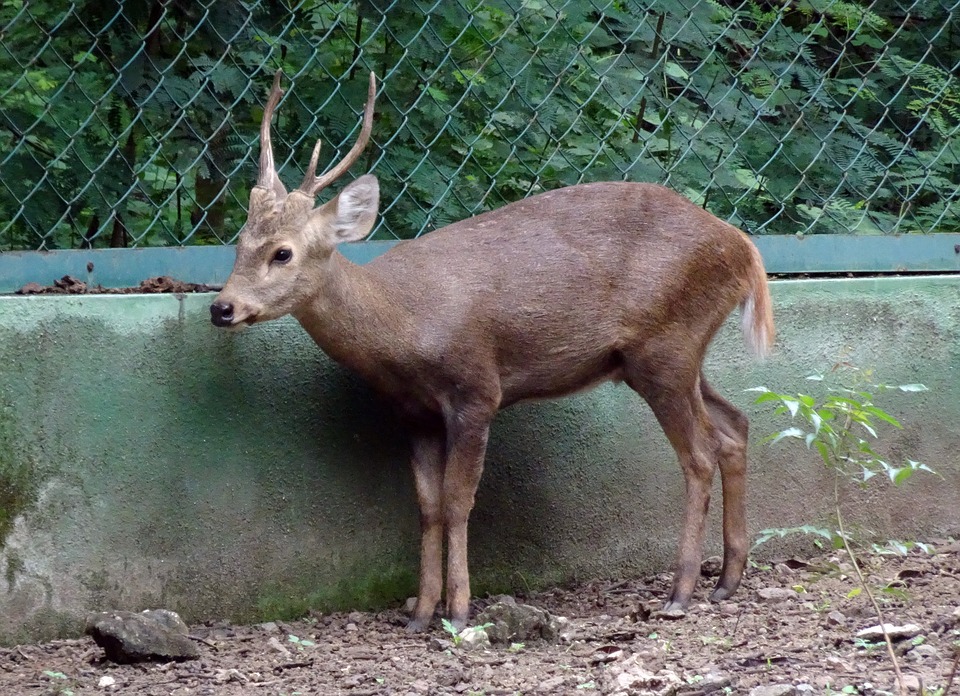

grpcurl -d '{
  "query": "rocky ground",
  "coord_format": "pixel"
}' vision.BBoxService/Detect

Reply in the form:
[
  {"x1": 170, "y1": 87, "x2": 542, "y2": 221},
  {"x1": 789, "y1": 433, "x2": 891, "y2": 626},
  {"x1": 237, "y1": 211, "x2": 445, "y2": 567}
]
[
  {"x1": 0, "y1": 542, "x2": 957, "y2": 696},
  {"x1": 14, "y1": 275, "x2": 218, "y2": 295}
]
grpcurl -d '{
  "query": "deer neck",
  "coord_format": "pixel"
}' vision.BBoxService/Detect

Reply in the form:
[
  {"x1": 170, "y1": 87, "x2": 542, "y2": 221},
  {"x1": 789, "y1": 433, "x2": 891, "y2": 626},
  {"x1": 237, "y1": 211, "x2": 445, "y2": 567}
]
[{"x1": 292, "y1": 249, "x2": 405, "y2": 375}]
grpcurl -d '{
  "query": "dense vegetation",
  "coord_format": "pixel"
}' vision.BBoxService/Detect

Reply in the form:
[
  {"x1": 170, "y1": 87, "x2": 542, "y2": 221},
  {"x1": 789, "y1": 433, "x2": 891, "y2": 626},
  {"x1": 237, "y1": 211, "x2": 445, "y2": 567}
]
[{"x1": 1, "y1": 0, "x2": 956, "y2": 250}]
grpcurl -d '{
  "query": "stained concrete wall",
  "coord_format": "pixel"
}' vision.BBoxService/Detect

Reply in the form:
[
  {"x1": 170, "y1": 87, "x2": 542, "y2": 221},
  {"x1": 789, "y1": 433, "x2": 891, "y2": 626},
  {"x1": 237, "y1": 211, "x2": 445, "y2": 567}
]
[{"x1": 0, "y1": 277, "x2": 958, "y2": 644}]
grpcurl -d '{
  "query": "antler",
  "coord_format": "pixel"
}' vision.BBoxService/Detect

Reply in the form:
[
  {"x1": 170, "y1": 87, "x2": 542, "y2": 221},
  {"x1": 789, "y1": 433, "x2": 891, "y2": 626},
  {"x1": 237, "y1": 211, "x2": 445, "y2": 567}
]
[
  {"x1": 298, "y1": 71, "x2": 377, "y2": 197},
  {"x1": 258, "y1": 70, "x2": 287, "y2": 198}
]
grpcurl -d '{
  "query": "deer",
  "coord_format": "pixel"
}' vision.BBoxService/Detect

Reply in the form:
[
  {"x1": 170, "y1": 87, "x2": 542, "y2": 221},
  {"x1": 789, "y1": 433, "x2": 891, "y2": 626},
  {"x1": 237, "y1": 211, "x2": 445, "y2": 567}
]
[{"x1": 210, "y1": 71, "x2": 775, "y2": 633}]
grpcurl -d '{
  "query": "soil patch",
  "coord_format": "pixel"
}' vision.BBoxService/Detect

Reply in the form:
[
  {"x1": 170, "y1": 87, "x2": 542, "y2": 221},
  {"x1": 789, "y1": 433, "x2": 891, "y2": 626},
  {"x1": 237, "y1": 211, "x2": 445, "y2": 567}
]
[{"x1": 1, "y1": 545, "x2": 957, "y2": 695}]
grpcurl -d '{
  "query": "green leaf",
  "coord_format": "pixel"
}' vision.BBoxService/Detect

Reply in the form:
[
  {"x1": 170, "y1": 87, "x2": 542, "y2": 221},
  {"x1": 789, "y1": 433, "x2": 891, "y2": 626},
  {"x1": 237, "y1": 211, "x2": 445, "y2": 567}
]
[
  {"x1": 862, "y1": 406, "x2": 901, "y2": 428},
  {"x1": 767, "y1": 427, "x2": 806, "y2": 445},
  {"x1": 890, "y1": 467, "x2": 913, "y2": 485},
  {"x1": 664, "y1": 62, "x2": 690, "y2": 81}
]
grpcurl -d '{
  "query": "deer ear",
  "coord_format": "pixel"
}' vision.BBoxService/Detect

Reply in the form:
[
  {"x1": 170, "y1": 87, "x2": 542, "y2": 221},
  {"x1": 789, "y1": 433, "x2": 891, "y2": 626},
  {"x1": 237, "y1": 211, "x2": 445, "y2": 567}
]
[{"x1": 314, "y1": 174, "x2": 379, "y2": 243}]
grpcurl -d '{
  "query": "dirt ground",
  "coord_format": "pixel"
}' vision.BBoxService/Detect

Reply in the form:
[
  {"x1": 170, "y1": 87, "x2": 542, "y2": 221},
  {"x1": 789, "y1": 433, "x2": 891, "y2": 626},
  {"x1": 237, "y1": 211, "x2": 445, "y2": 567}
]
[{"x1": 0, "y1": 544, "x2": 957, "y2": 696}]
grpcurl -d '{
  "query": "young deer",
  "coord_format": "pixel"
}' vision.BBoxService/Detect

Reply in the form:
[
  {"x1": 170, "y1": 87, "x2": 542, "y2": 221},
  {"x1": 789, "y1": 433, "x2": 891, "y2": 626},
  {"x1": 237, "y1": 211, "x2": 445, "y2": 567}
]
[{"x1": 211, "y1": 72, "x2": 774, "y2": 632}]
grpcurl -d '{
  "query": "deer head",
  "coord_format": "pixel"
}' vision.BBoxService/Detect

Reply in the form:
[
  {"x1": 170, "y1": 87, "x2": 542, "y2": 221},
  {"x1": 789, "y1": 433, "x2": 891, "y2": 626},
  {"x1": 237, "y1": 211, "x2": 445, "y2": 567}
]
[{"x1": 211, "y1": 71, "x2": 379, "y2": 328}]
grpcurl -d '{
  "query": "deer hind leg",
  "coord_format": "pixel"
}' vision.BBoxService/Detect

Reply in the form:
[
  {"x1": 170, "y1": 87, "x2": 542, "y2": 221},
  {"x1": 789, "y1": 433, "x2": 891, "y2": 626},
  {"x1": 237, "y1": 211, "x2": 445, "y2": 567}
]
[
  {"x1": 700, "y1": 375, "x2": 750, "y2": 602},
  {"x1": 407, "y1": 427, "x2": 446, "y2": 632},
  {"x1": 441, "y1": 404, "x2": 492, "y2": 630},
  {"x1": 625, "y1": 365, "x2": 723, "y2": 612}
]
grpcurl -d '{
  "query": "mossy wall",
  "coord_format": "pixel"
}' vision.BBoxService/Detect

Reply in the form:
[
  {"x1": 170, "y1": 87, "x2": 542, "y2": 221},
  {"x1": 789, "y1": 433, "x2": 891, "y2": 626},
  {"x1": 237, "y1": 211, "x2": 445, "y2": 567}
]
[{"x1": 0, "y1": 277, "x2": 958, "y2": 644}]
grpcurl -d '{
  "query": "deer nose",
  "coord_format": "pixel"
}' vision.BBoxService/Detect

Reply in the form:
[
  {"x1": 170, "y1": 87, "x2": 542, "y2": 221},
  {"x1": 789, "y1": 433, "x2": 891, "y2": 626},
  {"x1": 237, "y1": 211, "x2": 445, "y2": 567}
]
[{"x1": 210, "y1": 301, "x2": 234, "y2": 327}]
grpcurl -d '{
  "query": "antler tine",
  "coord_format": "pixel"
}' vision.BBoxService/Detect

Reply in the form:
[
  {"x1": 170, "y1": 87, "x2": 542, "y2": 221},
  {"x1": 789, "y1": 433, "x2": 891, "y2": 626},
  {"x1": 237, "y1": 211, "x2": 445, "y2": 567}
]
[
  {"x1": 298, "y1": 71, "x2": 377, "y2": 197},
  {"x1": 258, "y1": 70, "x2": 286, "y2": 196}
]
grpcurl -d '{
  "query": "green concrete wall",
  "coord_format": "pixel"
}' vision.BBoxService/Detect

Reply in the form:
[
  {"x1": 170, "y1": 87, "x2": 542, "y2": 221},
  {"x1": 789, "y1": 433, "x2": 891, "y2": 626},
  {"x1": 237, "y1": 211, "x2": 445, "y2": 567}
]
[{"x1": 0, "y1": 277, "x2": 958, "y2": 644}]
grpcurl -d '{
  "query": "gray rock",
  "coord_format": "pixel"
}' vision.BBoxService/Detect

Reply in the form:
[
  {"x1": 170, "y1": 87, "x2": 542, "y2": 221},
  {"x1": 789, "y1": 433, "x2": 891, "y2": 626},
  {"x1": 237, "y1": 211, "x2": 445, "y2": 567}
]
[
  {"x1": 700, "y1": 555, "x2": 722, "y2": 577},
  {"x1": 756, "y1": 588, "x2": 799, "y2": 603},
  {"x1": 85, "y1": 609, "x2": 199, "y2": 663},
  {"x1": 457, "y1": 625, "x2": 491, "y2": 650},
  {"x1": 427, "y1": 635, "x2": 454, "y2": 652},
  {"x1": 901, "y1": 674, "x2": 921, "y2": 692},
  {"x1": 653, "y1": 608, "x2": 688, "y2": 621},
  {"x1": 610, "y1": 655, "x2": 682, "y2": 694},
  {"x1": 697, "y1": 672, "x2": 733, "y2": 693},
  {"x1": 539, "y1": 675, "x2": 567, "y2": 691},
  {"x1": 719, "y1": 603, "x2": 739, "y2": 616},
  {"x1": 749, "y1": 686, "x2": 796, "y2": 696},
  {"x1": 855, "y1": 623, "x2": 922, "y2": 642},
  {"x1": 826, "y1": 610, "x2": 846, "y2": 626},
  {"x1": 267, "y1": 636, "x2": 291, "y2": 656},
  {"x1": 908, "y1": 643, "x2": 939, "y2": 659},
  {"x1": 476, "y1": 601, "x2": 563, "y2": 644}
]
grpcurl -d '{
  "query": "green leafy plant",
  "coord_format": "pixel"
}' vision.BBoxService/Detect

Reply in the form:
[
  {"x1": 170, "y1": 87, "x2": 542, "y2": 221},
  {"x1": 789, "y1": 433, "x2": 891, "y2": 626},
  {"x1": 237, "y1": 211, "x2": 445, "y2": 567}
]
[
  {"x1": 440, "y1": 618, "x2": 494, "y2": 647},
  {"x1": 42, "y1": 670, "x2": 75, "y2": 696},
  {"x1": 750, "y1": 363, "x2": 936, "y2": 696},
  {"x1": 287, "y1": 634, "x2": 316, "y2": 650}
]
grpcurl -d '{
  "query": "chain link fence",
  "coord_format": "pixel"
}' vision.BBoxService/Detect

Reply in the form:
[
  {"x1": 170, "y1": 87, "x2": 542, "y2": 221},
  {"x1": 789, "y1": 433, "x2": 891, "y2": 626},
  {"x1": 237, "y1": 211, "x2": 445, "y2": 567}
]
[{"x1": 1, "y1": 0, "x2": 957, "y2": 251}]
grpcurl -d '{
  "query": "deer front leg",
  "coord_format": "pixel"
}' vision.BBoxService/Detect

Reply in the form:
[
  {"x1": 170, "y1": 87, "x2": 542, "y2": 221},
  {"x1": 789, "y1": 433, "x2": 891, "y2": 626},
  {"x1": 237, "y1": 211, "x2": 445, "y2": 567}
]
[
  {"x1": 442, "y1": 410, "x2": 491, "y2": 630},
  {"x1": 407, "y1": 428, "x2": 446, "y2": 632}
]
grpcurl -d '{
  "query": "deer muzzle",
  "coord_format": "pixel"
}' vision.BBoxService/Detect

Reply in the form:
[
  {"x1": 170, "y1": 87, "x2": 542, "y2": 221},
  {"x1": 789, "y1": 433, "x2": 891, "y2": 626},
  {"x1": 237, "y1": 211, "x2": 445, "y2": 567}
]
[{"x1": 209, "y1": 300, "x2": 236, "y2": 327}]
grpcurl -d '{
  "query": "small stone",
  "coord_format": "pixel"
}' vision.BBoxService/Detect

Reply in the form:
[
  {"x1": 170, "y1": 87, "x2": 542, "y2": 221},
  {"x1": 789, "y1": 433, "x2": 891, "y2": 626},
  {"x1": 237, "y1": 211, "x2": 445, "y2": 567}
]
[
  {"x1": 719, "y1": 603, "x2": 739, "y2": 616},
  {"x1": 347, "y1": 611, "x2": 365, "y2": 623},
  {"x1": 652, "y1": 608, "x2": 687, "y2": 620},
  {"x1": 699, "y1": 672, "x2": 732, "y2": 693},
  {"x1": 908, "y1": 643, "x2": 939, "y2": 659},
  {"x1": 826, "y1": 610, "x2": 846, "y2": 626},
  {"x1": 98, "y1": 676, "x2": 116, "y2": 689},
  {"x1": 756, "y1": 588, "x2": 799, "y2": 603},
  {"x1": 257, "y1": 621, "x2": 278, "y2": 632},
  {"x1": 427, "y1": 636, "x2": 454, "y2": 651},
  {"x1": 344, "y1": 623, "x2": 358, "y2": 632},
  {"x1": 214, "y1": 668, "x2": 248, "y2": 684},
  {"x1": 610, "y1": 655, "x2": 681, "y2": 693},
  {"x1": 410, "y1": 679, "x2": 431, "y2": 693},
  {"x1": 749, "y1": 685, "x2": 796, "y2": 696},
  {"x1": 15, "y1": 282, "x2": 46, "y2": 295},
  {"x1": 458, "y1": 626, "x2": 491, "y2": 650},
  {"x1": 436, "y1": 667, "x2": 464, "y2": 686},
  {"x1": 267, "y1": 636, "x2": 291, "y2": 656},
  {"x1": 855, "y1": 623, "x2": 922, "y2": 642},
  {"x1": 900, "y1": 674, "x2": 921, "y2": 692},
  {"x1": 796, "y1": 685, "x2": 815, "y2": 694},
  {"x1": 403, "y1": 597, "x2": 418, "y2": 614},
  {"x1": 539, "y1": 675, "x2": 567, "y2": 690},
  {"x1": 555, "y1": 615, "x2": 575, "y2": 642},
  {"x1": 701, "y1": 556, "x2": 722, "y2": 577}
]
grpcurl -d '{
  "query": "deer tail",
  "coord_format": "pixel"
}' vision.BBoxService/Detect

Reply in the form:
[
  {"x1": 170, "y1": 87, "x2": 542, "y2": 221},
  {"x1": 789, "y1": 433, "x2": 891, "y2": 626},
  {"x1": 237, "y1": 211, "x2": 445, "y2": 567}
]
[{"x1": 739, "y1": 239, "x2": 774, "y2": 358}]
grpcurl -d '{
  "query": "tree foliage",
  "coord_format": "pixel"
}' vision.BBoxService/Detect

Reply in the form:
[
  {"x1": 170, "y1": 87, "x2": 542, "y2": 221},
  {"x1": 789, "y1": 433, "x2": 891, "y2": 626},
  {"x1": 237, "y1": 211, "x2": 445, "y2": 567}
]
[{"x1": 1, "y1": 0, "x2": 957, "y2": 250}]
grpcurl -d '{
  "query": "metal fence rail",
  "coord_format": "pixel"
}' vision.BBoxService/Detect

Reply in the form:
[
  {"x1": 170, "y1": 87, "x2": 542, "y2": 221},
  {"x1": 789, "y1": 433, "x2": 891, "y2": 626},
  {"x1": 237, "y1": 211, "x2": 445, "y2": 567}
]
[{"x1": 1, "y1": 0, "x2": 957, "y2": 251}]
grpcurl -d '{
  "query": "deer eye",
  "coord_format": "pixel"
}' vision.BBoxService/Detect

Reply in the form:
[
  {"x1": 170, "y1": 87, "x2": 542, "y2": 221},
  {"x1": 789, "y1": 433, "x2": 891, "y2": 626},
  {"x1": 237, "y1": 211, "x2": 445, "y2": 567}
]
[{"x1": 272, "y1": 247, "x2": 293, "y2": 265}]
